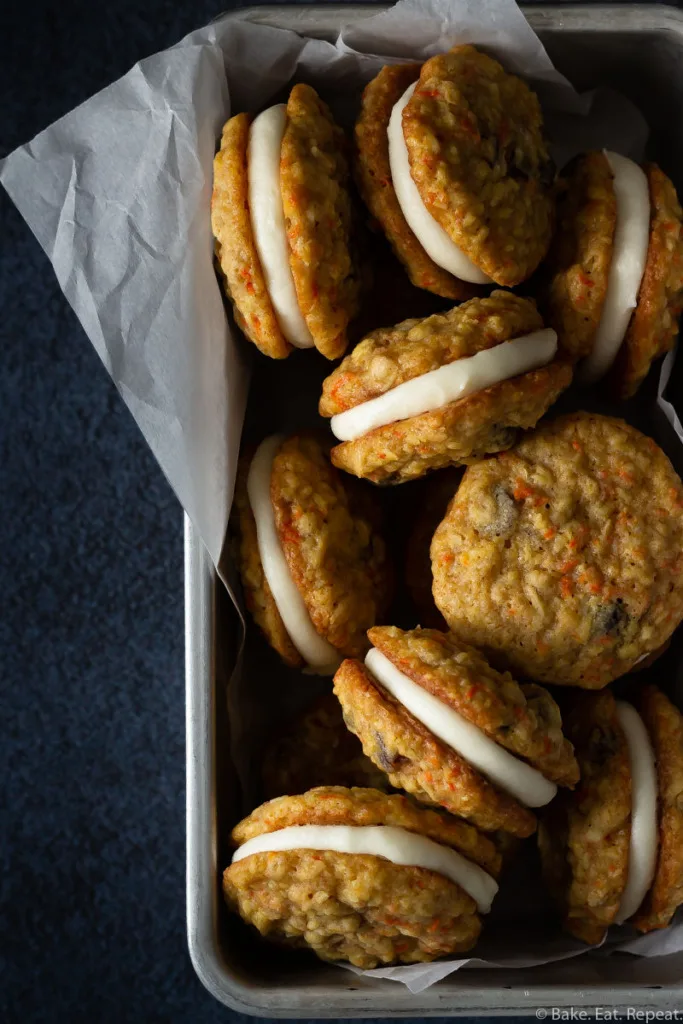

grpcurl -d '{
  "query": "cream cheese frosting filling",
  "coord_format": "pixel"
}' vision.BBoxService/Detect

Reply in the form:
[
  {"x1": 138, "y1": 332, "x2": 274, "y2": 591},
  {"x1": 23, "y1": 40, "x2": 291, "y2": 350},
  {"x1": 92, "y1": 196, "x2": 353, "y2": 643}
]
[
  {"x1": 247, "y1": 105, "x2": 315, "y2": 349},
  {"x1": 330, "y1": 329, "x2": 557, "y2": 442},
  {"x1": 580, "y1": 151, "x2": 650, "y2": 384},
  {"x1": 614, "y1": 701, "x2": 659, "y2": 925},
  {"x1": 388, "y1": 82, "x2": 492, "y2": 285},
  {"x1": 365, "y1": 648, "x2": 557, "y2": 808},
  {"x1": 247, "y1": 435, "x2": 340, "y2": 673},
  {"x1": 232, "y1": 823, "x2": 499, "y2": 913}
]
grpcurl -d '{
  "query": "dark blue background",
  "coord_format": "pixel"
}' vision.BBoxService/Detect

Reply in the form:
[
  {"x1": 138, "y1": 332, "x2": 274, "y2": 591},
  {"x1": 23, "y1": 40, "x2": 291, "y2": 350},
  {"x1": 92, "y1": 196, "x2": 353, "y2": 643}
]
[{"x1": 3, "y1": 1, "x2": 646, "y2": 1021}]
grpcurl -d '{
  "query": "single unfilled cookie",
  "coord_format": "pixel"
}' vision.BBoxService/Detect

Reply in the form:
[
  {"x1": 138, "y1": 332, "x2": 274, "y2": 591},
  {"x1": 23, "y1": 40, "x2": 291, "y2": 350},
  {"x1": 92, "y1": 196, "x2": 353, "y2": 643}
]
[{"x1": 431, "y1": 412, "x2": 683, "y2": 687}]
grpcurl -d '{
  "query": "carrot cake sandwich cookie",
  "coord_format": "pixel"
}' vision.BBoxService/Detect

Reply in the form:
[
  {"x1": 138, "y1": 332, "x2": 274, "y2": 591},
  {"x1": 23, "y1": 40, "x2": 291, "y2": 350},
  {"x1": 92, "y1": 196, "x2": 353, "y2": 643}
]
[
  {"x1": 232, "y1": 433, "x2": 392, "y2": 673},
  {"x1": 355, "y1": 46, "x2": 555, "y2": 297},
  {"x1": 539, "y1": 687, "x2": 683, "y2": 942},
  {"x1": 319, "y1": 291, "x2": 571, "y2": 484},
  {"x1": 432, "y1": 412, "x2": 683, "y2": 688},
  {"x1": 224, "y1": 786, "x2": 501, "y2": 966},
  {"x1": 212, "y1": 84, "x2": 361, "y2": 359},
  {"x1": 543, "y1": 151, "x2": 683, "y2": 397},
  {"x1": 333, "y1": 626, "x2": 578, "y2": 837}
]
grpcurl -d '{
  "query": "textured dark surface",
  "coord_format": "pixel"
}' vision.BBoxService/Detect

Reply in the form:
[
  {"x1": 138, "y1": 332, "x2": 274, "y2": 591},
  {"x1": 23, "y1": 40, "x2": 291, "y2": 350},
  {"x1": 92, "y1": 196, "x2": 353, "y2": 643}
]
[{"x1": 0, "y1": 0, "x2": 637, "y2": 1021}]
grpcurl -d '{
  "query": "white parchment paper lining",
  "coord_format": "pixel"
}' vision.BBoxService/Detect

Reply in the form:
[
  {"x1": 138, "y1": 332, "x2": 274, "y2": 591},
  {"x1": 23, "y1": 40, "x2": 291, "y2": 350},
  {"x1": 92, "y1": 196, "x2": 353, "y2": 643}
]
[{"x1": 3, "y1": 0, "x2": 683, "y2": 991}]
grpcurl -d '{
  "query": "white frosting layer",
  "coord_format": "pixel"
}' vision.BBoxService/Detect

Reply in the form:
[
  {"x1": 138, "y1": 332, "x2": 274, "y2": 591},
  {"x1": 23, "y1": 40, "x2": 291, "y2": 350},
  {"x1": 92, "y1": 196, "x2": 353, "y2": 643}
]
[
  {"x1": 614, "y1": 701, "x2": 659, "y2": 925},
  {"x1": 331, "y1": 329, "x2": 557, "y2": 442},
  {"x1": 365, "y1": 648, "x2": 557, "y2": 809},
  {"x1": 232, "y1": 823, "x2": 498, "y2": 913},
  {"x1": 388, "y1": 83, "x2": 492, "y2": 285},
  {"x1": 580, "y1": 151, "x2": 650, "y2": 384},
  {"x1": 246, "y1": 435, "x2": 340, "y2": 674},
  {"x1": 247, "y1": 105, "x2": 314, "y2": 349}
]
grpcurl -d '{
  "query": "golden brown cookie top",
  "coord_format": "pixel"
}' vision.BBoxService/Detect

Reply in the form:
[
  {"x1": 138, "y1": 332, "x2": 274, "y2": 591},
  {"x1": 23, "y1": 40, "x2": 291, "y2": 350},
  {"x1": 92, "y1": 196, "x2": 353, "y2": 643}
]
[
  {"x1": 320, "y1": 291, "x2": 543, "y2": 416},
  {"x1": 402, "y1": 46, "x2": 554, "y2": 286},
  {"x1": 367, "y1": 625, "x2": 578, "y2": 786},
  {"x1": 612, "y1": 163, "x2": 683, "y2": 399},
  {"x1": 281, "y1": 84, "x2": 360, "y2": 359},
  {"x1": 270, "y1": 433, "x2": 392, "y2": 658},
  {"x1": 231, "y1": 785, "x2": 502, "y2": 875},
  {"x1": 542, "y1": 151, "x2": 617, "y2": 363},
  {"x1": 432, "y1": 412, "x2": 683, "y2": 687},
  {"x1": 211, "y1": 113, "x2": 290, "y2": 359},
  {"x1": 354, "y1": 62, "x2": 476, "y2": 300}
]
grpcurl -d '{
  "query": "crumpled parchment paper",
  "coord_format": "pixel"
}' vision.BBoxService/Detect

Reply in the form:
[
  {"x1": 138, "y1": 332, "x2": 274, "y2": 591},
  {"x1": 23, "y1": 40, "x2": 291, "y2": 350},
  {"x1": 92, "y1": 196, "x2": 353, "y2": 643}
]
[{"x1": 2, "y1": 0, "x2": 682, "y2": 990}]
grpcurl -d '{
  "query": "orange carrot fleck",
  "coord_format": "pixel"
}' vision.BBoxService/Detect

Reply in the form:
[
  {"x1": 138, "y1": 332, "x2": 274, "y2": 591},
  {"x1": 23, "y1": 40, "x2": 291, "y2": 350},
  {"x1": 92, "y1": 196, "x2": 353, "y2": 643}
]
[
  {"x1": 513, "y1": 479, "x2": 535, "y2": 501},
  {"x1": 559, "y1": 559, "x2": 578, "y2": 574}
]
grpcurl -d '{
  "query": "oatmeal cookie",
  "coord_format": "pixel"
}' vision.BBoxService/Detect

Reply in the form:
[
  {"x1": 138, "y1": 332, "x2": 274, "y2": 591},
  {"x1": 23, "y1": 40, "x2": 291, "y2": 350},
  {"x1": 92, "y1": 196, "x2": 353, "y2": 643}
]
[
  {"x1": 333, "y1": 628, "x2": 577, "y2": 836},
  {"x1": 211, "y1": 113, "x2": 290, "y2": 358},
  {"x1": 432, "y1": 413, "x2": 683, "y2": 687},
  {"x1": 541, "y1": 154, "x2": 683, "y2": 396},
  {"x1": 355, "y1": 63, "x2": 477, "y2": 300},
  {"x1": 538, "y1": 692, "x2": 632, "y2": 944},
  {"x1": 612, "y1": 164, "x2": 683, "y2": 399},
  {"x1": 542, "y1": 151, "x2": 617, "y2": 363},
  {"x1": 320, "y1": 291, "x2": 572, "y2": 484},
  {"x1": 631, "y1": 686, "x2": 683, "y2": 932},
  {"x1": 281, "y1": 84, "x2": 360, "y2": 359},
  {"x1": 224, "y1": 786, "x2": 501, "y2": 967},
  {"x1": 233, "y1": 433, "x2": 392, "y2": 667},
  {"x1": 402, "y1": 46, "x2": 554, "y2": 285}
]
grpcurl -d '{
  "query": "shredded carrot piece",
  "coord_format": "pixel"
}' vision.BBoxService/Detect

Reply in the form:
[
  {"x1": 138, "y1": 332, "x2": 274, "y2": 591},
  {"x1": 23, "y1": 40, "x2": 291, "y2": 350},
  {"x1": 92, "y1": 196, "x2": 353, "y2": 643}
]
[
  {"x1": 559, "y1": 559, "x2": 578, "y2": 574},
  {"x1": 513, "y1": 479, "x2": 535, "y2": 501}
]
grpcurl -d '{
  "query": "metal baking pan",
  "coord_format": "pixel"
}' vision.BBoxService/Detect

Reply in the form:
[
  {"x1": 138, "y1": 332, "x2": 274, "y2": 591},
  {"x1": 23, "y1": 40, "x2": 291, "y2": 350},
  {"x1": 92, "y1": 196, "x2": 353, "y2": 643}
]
[{"x1": 186, "y1": 4, "x2": 683, "y2": 1015}]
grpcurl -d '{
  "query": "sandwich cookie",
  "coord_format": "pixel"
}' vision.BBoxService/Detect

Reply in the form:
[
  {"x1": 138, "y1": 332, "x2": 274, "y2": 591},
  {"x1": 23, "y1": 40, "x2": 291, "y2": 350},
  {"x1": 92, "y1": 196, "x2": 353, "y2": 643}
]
[
  {"x1": 333, "y1": 626, "x2": 578, "y2": 837},
  {"x1": 354, "y1": 46, "x2": 554, "y2": 295},
  {"x1": 233, "y1": 433, "x2": 392, "y2": 673},
  {"x1": 224, "y1": 786, "x2": 501, "y2": 967},
  {"x1": 538, "y1": 687, "x2": 683, "y2": 942},
  {"x1": 543, "y1": 151, "x2": 683, "y2": 398},
  {"x1": 212, "y1": 85, "x2": 360, "y2": 360},
  {"x1": 319, "y1": 291, "x2": 571, "y2": 484}
]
